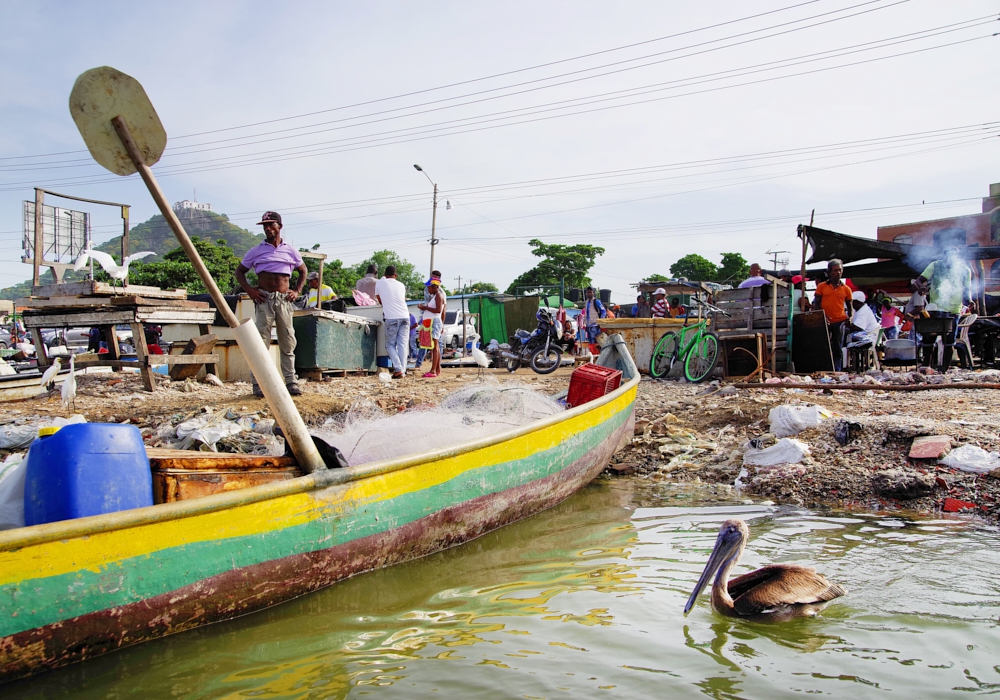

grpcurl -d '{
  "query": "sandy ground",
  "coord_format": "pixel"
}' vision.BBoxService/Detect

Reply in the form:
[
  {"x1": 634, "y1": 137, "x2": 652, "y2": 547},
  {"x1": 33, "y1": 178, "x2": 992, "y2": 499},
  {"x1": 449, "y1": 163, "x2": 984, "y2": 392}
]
[{"x1": 7, "y1": 364, "x2": 1000, "y2": 524}]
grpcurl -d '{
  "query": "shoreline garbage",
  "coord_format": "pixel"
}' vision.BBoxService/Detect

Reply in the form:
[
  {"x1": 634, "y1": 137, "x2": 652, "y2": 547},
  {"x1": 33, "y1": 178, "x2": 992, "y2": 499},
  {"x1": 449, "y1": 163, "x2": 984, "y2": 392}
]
[{"x1": 768, "y1": 404, "x2": 831, "y2": 438}]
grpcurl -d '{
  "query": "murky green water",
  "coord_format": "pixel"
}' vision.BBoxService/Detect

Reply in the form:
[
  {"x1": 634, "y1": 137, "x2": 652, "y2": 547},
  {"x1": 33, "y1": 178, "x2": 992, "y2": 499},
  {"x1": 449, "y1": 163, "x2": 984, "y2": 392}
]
[{"x1": 7, "y1": 479, "x2": 1000, "y2": 699}]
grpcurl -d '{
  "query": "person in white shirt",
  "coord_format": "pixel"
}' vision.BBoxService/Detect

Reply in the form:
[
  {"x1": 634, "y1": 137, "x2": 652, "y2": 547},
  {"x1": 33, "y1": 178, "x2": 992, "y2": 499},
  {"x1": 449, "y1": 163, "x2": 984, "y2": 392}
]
[
  {"x1": 375, "y1": 265, "x2": 411, "y2": 379},
  {"x1": 848, "y1": 290, "x2": 880, "y2": 345},
  {"x1": 738, "y1": 263, "x2": 770, "y2": 288}
]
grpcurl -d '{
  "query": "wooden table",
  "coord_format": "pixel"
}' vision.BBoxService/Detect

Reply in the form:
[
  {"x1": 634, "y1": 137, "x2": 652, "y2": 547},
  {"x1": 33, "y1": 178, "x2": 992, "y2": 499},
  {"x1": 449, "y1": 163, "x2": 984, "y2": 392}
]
[{"x1": 21, "y1": 295, "x2": 218, "y2": 392}]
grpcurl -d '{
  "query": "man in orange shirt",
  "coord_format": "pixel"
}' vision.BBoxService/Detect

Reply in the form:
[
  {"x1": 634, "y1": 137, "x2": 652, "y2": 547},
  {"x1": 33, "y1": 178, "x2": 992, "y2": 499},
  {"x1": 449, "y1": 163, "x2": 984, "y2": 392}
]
[{"x1": 812, "y1": 258, "x2": 852, "y2": 371}]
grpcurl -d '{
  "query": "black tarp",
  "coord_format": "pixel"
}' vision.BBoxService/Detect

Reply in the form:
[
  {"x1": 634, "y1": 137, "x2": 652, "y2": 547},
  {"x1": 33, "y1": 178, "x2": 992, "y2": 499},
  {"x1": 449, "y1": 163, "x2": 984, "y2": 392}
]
[{"x1": 797, "y1": 225, "x2": 1000, "y2": 267}]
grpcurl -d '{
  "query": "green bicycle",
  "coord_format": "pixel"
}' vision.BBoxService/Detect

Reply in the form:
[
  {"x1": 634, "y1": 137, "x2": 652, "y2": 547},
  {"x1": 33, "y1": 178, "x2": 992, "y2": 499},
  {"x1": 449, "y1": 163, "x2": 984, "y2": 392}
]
[{"x1": 648, "y1": 300, "x2": 727, "y2": 382}]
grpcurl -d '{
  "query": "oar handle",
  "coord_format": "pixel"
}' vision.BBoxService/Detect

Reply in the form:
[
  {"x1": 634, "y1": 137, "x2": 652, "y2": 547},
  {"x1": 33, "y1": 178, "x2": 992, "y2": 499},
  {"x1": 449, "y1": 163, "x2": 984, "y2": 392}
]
[
  {"x1": 111, "y1": 116, "x2": 240, "y2": 329},
  {"x1": 111, "y1": 115, "x2": 326, "y2": 474}
]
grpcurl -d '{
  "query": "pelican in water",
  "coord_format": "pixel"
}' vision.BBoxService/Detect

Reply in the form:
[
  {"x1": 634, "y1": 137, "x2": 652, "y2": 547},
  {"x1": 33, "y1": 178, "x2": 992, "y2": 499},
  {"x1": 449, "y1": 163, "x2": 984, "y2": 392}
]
[{"x1": 684, "y1": 519, "x2": 846, "y2": 622}]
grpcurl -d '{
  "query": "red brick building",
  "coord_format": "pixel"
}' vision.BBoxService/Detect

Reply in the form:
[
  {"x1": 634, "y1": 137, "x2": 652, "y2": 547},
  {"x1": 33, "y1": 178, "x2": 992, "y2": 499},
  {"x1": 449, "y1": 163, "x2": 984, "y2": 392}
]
[{"x1": 876, "y1": 183, "x2": 1000, "y2": 288}]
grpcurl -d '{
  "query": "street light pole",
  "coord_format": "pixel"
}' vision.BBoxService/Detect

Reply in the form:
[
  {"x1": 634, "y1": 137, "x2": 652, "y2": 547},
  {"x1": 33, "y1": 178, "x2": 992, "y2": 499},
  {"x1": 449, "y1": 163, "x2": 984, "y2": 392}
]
[{"x1": 414, "y1": 164, "x2": 440, "y2": 276}]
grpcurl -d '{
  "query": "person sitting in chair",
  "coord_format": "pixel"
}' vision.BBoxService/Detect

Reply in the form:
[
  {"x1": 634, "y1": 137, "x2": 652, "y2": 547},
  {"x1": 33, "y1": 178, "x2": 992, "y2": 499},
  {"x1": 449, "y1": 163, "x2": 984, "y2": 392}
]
[{"x1": 848, "y1": 291, "x2": 880, "y2": 346}]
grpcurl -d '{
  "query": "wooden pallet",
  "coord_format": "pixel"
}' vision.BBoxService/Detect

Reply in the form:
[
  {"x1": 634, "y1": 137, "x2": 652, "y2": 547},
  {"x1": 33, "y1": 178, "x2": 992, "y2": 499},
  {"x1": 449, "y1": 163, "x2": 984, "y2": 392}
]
[{"x1": 30, "y1": 280, "x2": 187, "y2": 299}]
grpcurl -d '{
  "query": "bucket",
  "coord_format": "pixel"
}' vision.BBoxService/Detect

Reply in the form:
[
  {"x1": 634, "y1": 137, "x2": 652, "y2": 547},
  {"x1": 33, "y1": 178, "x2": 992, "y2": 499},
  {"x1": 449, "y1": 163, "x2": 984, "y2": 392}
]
[
  {"x1": 884, "y1": 339, "x2": 917, "y2": 361},
  {"x1": 23, "y1": 423, "x2": 153, "y2": 526}
]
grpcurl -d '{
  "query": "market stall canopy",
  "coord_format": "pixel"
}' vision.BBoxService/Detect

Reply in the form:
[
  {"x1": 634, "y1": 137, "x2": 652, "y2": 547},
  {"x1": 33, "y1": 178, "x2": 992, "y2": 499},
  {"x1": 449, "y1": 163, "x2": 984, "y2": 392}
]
[
  {"x1": 797, "y1": 224, "x2": 1000, "y2": 267},
  {"x1": 636, "y1": 280, "x2": 716, "y2": 296}
]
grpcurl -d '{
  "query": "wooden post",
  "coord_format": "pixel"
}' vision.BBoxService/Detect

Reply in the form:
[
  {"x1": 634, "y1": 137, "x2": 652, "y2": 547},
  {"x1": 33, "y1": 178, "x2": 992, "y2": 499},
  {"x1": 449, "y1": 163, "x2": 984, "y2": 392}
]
[
  {"x1": 131, "y1": 321, "x2": 155, "y2": 391},
  {"x1": 771, "y1": 280, "x2": 778, "y2": 374},
  {"x1": 32, "y1": 189, "x2": 44, "y2": 286}
]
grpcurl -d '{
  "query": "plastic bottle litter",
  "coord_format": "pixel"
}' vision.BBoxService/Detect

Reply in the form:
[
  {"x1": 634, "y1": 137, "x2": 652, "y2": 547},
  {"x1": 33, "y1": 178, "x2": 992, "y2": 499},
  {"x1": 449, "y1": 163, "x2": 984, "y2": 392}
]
[
  {"x1": 768, "y1": 404, "x2": 831, "y2": 438},
  {"x1": 743, "y1": 438, "x2": 810, "y2": 467},
  {"x1": 939, "y1": 445, "x2": 1000, "y2": 474}
]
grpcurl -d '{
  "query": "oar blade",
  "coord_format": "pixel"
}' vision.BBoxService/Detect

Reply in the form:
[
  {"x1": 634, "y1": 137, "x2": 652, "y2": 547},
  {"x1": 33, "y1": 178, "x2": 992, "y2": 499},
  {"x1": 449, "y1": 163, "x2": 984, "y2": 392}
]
[{"x1": 69, "y1": 66, "x2": 167, "y2": 176}]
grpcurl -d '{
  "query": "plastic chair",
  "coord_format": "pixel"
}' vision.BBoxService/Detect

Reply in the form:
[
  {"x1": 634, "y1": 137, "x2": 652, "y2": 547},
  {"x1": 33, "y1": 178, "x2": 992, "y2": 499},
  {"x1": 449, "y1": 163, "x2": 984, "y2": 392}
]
[{"x1": 956, "y1": 313, "x2": 978, "y2": 368}]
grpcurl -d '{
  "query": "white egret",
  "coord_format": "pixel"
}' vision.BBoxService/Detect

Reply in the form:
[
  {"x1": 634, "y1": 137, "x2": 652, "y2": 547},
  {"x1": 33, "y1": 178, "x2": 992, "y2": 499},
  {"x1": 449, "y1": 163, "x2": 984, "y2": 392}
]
[
  {"x1": 74, "y1": 245, "x2": 155, "y2": 292},
  {"x1": 61, "y1": 354, "x2": 77, "y2": 410},
  {"x1": 39, "y1": 357, "x2": 61, "y2": 388},
  {"x1": 470, "y1": 344, "x2": 489, "y2": 379}
]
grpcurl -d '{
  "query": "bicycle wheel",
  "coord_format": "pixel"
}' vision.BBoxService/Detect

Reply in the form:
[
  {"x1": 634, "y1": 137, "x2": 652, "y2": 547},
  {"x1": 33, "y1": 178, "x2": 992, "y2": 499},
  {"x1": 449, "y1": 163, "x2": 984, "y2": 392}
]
[
  {"x1": 684, "y1": 332, "x2": 720, "y2": 382},
  {"x1": 649, "y1": 332, "x2": 680, "y2": 378}
]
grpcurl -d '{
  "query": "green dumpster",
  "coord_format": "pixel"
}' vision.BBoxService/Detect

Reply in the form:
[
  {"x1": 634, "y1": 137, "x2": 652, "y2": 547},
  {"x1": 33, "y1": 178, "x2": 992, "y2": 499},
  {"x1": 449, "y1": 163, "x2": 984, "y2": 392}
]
[{"x1": 293, "y1": 310, "x2": 377, "y2": 371}]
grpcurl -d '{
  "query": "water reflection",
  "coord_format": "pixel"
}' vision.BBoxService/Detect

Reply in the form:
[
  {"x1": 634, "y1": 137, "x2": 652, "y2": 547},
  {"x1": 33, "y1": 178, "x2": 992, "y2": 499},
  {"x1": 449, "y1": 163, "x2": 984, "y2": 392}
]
[{"x1": 7, "y1": 480, "x2": 1000, "y2": 699}]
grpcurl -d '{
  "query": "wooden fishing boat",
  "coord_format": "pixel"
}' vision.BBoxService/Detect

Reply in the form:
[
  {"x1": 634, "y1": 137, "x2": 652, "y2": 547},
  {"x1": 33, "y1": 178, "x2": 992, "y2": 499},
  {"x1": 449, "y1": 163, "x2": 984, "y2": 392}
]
[{"x1": 0, "y1": 339, "x2": 638, "y2": 682}]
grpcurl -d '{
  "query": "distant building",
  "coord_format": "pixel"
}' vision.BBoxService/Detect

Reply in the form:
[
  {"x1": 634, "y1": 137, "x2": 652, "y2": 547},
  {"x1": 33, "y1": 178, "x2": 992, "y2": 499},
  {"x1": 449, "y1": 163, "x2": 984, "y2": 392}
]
[
  {"x1": 877, "y1": 182, "x2": 1000, "y2": 288},
  {"x1": 173, "y1": 200, "x2": 212, "y2": 213}
]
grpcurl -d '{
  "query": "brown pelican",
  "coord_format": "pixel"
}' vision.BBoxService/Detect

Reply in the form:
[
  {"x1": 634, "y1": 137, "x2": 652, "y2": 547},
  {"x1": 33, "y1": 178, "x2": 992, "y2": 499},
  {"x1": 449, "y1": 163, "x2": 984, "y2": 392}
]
[{"x1": 684, "y1": 519, "x2": 846, "y2": 622}]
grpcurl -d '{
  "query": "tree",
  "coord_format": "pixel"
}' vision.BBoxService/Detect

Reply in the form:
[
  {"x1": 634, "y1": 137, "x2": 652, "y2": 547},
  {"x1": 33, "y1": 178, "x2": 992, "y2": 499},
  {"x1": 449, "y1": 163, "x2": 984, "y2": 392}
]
[
  {"x1": 463, "y1": 280, "x2": 499, "y2": 294},
  {"x1": 644, "y1": 273, "x2": 671, "y2": 283},
  {"x1": 506, "y1": 239, "x2": 605, "y2": 294},
  {"x1": 353, "y1": 250, "x2": 424, "y2": 298},
  {"x1": 716, "y1": 252, "x2": 750, "y2": 285},
  {"x1": 321, "y1": 259, "x2": 358, "y2": 298},
  {"x1": 669, "y1": 254, "x2": 717, "y2": 282},
  {"x1": 122, "y1": 237, "x2": 246, "y2": 294}
]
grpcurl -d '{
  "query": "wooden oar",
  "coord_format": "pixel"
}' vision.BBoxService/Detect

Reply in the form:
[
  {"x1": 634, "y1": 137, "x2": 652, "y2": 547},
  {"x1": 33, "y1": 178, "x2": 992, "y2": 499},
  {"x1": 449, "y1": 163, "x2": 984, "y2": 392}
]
[{"x1": 69, "y1": 66, "x2": 325, "y2": 473}]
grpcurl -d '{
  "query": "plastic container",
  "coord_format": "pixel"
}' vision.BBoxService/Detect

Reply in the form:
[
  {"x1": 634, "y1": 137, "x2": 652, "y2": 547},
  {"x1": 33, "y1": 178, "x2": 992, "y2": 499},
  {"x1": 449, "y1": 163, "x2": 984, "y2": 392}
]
[
  {"x1": 23, "y1": 423, "x2": 153, "y2": 526},
  {"x1": 566, "y1": 364, "x2": 623, "y2": 408}
]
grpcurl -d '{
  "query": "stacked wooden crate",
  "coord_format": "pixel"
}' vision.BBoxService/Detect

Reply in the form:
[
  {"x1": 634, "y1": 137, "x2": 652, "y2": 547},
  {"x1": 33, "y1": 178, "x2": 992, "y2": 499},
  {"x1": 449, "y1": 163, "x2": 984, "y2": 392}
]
[
  {"x1": 711, "y1": 284, "x2": 790, "y2": 374},
  {"x1": 17, "y1": 280, "x2": 218, "y2": 391}
]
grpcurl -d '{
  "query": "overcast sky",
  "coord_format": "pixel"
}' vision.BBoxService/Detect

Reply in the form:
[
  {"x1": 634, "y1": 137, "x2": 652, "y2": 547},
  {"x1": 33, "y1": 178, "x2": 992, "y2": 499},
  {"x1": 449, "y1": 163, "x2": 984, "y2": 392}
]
[{"x1": 1, "y1": 1, "x2": 997, "y2": 301}]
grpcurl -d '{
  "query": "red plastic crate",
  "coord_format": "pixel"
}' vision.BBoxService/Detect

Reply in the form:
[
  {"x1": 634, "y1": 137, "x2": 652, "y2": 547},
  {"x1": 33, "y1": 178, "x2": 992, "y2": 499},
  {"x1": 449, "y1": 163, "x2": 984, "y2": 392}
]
[{"x1": 566, "y1": 363, "x2": 623, "y2": 408}]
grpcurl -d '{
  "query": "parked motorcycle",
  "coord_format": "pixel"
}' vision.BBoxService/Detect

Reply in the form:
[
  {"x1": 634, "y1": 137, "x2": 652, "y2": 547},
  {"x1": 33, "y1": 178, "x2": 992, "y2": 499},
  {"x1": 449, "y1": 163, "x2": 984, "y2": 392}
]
[{"x1": 499, "y1": 309, "x2": 563, "y2": 374}]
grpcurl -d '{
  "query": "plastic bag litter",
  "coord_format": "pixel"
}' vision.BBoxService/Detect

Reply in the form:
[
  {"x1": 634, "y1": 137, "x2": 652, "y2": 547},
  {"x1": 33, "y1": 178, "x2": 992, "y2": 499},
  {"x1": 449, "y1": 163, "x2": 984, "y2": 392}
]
[
  {"x1": 314, "y1": 380, "x2": 563, "y2": 466},
  {"x1": 768, "y1": 405, "x2": 831, "y2": 438},
  {"x1": 743, "y1": 438, "x2": 810, "y2": 467},
  {"x1": 0, "y1": 414, "x2": 86, "y2": 451},
  {"x1": 939, "y1": 445, "x2": 1000, "y2": 474},
  {"x1": 0, "y1": 453, "x2": 27, "y2": 531}
]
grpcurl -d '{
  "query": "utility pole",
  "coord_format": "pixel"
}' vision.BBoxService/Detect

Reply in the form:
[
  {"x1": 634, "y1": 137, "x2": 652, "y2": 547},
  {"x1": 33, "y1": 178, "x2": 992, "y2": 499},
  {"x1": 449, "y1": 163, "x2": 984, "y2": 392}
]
[
  {"x1": 429, "y1": 183, "x2": 439, "y2": 275},
  {"x1": 414, "y1": 164, "x2": 440, "y2": 276},
  {"x1": 766, "y1": 249, "x2": 790, "y2": 273}
]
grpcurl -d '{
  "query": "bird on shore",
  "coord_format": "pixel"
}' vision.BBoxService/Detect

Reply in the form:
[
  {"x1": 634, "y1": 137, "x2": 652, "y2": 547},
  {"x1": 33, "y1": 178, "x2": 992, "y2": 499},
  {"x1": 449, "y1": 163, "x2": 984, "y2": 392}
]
[
  {"x1": 684, "y1": 519, "x2": 846, "y2": 622},
  {"x1": 39, "y1": 357, "x2": 61, "y2": 389},
  {"x1": 74, "y1": 245, "x2": 155, "y2": 293},
  {"x1": 470, "y1": 344, "x2": 489, "y2": 379},
  {"x1": 61, "y1": 354, "x2": 77, "y2": 410}
]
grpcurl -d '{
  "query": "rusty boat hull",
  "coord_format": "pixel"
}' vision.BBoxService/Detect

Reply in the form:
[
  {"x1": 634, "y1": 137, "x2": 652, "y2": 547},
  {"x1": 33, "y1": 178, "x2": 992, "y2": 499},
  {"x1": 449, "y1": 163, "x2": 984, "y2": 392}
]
[{"x1": 0, "y1": 344, "x2": 638, "y2": 682}]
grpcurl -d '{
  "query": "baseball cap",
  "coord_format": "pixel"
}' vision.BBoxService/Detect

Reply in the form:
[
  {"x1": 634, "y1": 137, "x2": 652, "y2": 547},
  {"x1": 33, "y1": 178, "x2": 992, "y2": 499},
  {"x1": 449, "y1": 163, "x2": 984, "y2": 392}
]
[
  {"x1": 256, "y1": 211, "x2": 282, "y2": 226},
  {"x1": 654, "y1": 287, "x2": 667, "y2": 295},
  {"x1": 852, "y1": 291, "x2": 866, "y2": 302},
  {"x1": 307, "y1": 271, "x2": 320, "y2": 281},
  {"x1": 791, "y1": 274, "x2": 808, "y2": 284}
]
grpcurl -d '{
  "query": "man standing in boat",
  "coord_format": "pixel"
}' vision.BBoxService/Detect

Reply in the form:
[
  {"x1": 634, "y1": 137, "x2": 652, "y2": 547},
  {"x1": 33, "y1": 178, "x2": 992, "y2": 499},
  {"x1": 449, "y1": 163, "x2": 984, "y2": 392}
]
[{"x1": 236, "y1": 211, "x2": 308, "y2": 397}]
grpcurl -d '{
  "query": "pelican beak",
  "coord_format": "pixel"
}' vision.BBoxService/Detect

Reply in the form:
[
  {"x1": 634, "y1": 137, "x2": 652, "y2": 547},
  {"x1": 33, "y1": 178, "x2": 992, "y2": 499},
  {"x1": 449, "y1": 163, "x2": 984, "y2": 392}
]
[{"x1": 683, "y1": 526, "x2": 741, "y2": 616}]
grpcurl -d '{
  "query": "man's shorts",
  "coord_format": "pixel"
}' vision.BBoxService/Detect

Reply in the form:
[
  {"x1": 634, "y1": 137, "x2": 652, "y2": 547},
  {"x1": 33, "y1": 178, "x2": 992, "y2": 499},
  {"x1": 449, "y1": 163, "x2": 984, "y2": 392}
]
[{"x1": 431, "y1": 317, "x2": 443, "y2": 340}]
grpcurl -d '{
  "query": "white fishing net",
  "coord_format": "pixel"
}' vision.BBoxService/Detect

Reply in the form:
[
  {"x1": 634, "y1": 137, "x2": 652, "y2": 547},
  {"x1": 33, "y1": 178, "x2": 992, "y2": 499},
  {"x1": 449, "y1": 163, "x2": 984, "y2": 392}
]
[{"x1": 314, "y1": 379, "x2": 565, "y2": 466}]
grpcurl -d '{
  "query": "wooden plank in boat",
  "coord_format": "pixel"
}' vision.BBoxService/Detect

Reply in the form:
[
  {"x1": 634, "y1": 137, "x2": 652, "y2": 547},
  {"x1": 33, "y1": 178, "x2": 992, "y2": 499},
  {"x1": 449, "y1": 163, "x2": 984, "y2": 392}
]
[{"x1": 146, "y1": 447, "x2": 297, "y2": 471}]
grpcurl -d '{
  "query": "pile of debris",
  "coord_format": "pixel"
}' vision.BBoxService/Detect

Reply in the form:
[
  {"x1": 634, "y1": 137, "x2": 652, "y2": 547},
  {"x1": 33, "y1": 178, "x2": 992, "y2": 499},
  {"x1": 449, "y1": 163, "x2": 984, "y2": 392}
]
[{"x1": 608, "y1": 377, "x2": 1000, "y2": 521}]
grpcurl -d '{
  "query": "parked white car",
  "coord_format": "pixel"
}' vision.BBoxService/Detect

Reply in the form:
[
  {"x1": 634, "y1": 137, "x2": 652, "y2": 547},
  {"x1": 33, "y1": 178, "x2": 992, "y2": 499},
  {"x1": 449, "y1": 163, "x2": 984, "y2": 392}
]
[{"x1": 441, "y1": 311, "x2": 478, "y2": 349}]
